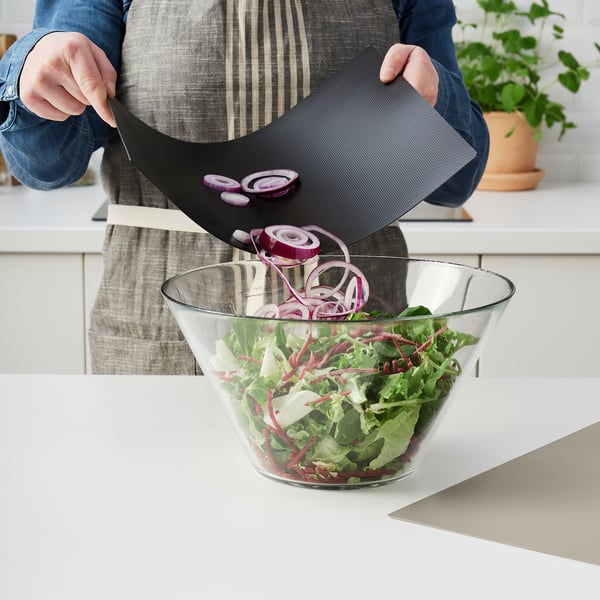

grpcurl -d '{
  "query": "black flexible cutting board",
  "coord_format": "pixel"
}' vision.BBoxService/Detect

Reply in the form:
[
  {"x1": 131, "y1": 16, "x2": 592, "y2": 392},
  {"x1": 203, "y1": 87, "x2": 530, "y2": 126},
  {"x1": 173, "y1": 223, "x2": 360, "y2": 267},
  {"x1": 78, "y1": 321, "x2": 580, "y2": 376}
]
[{"x1": 110, "y1": 47, "x2": 476, "y2": 252}]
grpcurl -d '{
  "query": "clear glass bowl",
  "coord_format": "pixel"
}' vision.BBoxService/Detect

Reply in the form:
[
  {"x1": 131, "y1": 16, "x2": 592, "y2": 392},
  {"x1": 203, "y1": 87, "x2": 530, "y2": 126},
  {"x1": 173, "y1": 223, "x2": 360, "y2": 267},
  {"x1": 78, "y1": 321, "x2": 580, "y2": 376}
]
[{"x1": 162, "y1": 256, "x2": 515, "y2": 489}]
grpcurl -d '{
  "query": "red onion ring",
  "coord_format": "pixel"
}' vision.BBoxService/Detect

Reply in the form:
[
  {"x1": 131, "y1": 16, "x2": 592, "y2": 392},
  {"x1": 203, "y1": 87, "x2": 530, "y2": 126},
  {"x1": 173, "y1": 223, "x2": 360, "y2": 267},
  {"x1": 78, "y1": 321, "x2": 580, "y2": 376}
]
[
  {"x1": 231, "y1": 229, "x2": 252, "y2": 245},
  {"x1": 254, "y1": 175, "x2": 289, "y2": 191},
  {"x1": 311, "y1": 301, "x2": 354, "y2": 320},
  {"x1": 258, "y1": 225, "x2": 320, "y2": 261},
  {"x1": 303, "y1": 224, "x2": 350, "y2": 263},
  {"x1": 249, "y1": 224, "x2": 369, "y2": 321},
  {"x1": 241, "y1": 169, "x2": 298, "y2": 197},
  {"x1": 278, "y1": 302, "x2": 311, "y2": 320},
  {"x1": 203, "y1": 174, "x2": 241, "y2": 192},
  {"x1": 254, "y1": 304, "x2": 280, "y2": 318},
  {"x1": 344, "y1": 276, "x2": 366, "y2": 312},
  {"x1": 304, "y1": 260, "x2": 369, "y2": 302}
]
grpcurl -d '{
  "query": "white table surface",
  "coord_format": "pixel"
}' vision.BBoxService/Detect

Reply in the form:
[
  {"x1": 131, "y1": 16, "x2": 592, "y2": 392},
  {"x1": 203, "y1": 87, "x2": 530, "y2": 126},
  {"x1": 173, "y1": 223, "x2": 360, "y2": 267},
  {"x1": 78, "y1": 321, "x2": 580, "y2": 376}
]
[
  {"x1": 1, "y1": 180, "x2": 599, "y2": 254},
  {"x1": 1, "y1": 375, "x2": 599, "y2": 599}
]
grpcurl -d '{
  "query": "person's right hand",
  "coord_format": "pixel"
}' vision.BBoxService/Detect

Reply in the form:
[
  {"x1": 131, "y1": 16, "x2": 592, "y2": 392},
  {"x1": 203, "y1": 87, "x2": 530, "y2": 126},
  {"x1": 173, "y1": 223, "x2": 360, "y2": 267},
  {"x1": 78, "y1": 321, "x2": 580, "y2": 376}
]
[{"x1": 19, "y1": 32, "x2": 117, "y2": 128}]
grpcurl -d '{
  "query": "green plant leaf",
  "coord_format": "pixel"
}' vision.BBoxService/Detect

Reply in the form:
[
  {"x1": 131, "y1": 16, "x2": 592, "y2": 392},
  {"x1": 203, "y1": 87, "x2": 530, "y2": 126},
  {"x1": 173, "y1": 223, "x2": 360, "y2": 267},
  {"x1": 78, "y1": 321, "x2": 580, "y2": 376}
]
[
  {"x1": 558, "y1": 50, "x2": 580, "y2": 70},
  {"x1": 479, "y1": 0, "x2": 517, "y2": 16},
  {"x1": 558, "y1": 71, "x2": 581, "y2": 93},
  {"x1": 500, "y1": 83, "x2": 525, "y2": 111},
  {"x1": 523, "y1": 0, "x2": 564, "y2": 22},
  {"x1": 524, "y1": 98, "x2": 545, "y2": 128},
  {"x1": 550, "y1": 24, "x2": 564, "y2": 41},
  {"x1": 479, "y1": 85, "x2": 500, "y2": 110},
  {"x1": 543, "y1": 101, "x2": 566, "y2": 126},
  {"x1": 482, "y1": 55, "x2": 503, "y2": 81}
]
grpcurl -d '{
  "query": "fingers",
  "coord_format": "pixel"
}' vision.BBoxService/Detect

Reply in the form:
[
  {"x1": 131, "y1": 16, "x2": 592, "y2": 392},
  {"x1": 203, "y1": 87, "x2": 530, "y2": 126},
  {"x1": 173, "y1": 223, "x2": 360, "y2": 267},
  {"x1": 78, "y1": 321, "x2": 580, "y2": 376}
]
[
  {"x1": 19, "y1": 32, "x2": 117, "y2": 127},
  {"x1": 70, "y1": 41, "x2": 117, "y2": 126},
  {"x1": 380, "y1": 44, "x2": 414, "y2": 83},
  {"x1": 380, "y1": 43, "x2": 439, "y2": 107}
]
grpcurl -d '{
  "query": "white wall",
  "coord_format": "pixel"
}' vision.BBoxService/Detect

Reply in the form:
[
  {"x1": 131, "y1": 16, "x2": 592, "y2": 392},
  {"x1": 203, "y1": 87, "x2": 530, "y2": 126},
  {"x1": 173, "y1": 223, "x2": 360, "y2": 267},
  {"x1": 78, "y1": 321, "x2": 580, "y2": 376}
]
[
  {"x1": 0, "y1": 0, "x2": 34, "y2": 37},
  {"x1": 1, "y1": 0, "x2": 599, "y2": 181}
]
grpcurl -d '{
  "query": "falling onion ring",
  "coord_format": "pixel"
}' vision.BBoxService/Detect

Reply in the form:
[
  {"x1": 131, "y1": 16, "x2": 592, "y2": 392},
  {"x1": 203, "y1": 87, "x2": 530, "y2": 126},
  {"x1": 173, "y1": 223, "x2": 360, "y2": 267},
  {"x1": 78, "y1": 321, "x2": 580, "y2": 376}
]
[
  {"x1": 250, "y1": 224, "x2": 370, "y2": 320},
  {"x1": 258, "y1": 225, "x2": 320, "y2": 261}
]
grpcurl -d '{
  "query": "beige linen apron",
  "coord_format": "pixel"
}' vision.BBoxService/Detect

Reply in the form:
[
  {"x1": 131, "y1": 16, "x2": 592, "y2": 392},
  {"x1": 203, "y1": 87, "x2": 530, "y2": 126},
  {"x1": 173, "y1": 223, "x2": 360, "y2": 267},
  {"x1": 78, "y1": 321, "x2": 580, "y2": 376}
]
[{"x1": 90, "y1": 0, "x2": 408, "y2": 374}]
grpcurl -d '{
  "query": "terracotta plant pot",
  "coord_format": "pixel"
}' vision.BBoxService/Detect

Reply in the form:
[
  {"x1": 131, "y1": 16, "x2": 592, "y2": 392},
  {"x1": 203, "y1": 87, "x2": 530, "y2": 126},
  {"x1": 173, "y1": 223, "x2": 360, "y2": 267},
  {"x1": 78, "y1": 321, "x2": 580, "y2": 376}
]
[{"x1": 478, "y1": 111, "x2": 545, "y2": 191}]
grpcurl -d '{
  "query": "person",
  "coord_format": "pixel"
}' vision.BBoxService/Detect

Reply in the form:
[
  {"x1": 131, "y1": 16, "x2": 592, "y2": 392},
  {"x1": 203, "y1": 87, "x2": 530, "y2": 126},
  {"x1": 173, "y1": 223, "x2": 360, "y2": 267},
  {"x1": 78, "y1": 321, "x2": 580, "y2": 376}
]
[{"x1": 0, "y1": 0, "x2": 489, "y2": 375}]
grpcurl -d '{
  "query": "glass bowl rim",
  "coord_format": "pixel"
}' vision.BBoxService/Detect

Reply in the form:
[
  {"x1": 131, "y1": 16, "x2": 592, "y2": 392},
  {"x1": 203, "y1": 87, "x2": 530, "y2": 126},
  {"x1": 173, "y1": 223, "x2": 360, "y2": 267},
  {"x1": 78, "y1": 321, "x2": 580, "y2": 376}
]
[{"x1": 161, "y1": 254, "x2": 516, "y2": 323}]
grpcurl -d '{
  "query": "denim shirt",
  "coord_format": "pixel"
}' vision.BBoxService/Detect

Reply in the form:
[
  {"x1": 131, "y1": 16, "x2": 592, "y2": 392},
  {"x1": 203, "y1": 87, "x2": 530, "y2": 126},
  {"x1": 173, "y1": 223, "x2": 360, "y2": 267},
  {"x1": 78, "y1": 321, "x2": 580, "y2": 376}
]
[{"x1": 0, "y1": 0, "x2": 488, "y2": 205}]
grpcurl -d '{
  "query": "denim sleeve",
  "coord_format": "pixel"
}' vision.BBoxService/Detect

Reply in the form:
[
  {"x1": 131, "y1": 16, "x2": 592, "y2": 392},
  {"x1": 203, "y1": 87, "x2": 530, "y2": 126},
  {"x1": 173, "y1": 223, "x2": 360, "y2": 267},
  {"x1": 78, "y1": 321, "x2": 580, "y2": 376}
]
[
  {"x1": 393, "y1": 0, "x2": 489, "y2": 206},
  {"x1": 0, "y1": 0, "x2": 126, "y2": 190}
]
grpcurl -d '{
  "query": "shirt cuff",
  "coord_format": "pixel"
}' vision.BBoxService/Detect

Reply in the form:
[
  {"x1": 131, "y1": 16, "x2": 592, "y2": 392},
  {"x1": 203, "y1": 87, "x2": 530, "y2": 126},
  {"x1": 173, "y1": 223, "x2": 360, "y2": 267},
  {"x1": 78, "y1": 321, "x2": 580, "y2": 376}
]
[
  {"x1": 432, "y1": 58, "x2": 451, "y2": 119},
  {"x1": 0, "y1": 29, "x2": 60, "y2": 128}
]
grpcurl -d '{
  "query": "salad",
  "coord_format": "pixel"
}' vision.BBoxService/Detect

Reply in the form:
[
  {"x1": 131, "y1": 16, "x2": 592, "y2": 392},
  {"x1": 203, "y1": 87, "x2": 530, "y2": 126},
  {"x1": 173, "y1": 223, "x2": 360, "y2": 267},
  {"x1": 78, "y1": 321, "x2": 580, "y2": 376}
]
[
  {"x1": 211, "y1": 306, "x2": 478, "y2": 486},
  {"x1": 198, "y1": 223, "x2": 478, "y2": 486}
]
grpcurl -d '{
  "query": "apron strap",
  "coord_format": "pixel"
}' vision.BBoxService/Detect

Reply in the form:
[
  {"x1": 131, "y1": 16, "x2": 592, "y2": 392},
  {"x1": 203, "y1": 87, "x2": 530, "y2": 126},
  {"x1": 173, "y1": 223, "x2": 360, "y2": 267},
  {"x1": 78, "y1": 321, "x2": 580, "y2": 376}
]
[{"x1": 107, "y1": 204, "x2": 207, "y2": 233}]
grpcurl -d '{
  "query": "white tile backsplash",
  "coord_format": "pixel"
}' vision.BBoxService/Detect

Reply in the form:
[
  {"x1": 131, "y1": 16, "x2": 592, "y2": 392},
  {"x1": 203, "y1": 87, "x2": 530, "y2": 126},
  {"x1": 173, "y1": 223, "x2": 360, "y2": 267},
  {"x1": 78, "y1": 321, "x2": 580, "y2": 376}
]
[{"x1": 1, "y1": 0, "x2": 599, "y2": 182}]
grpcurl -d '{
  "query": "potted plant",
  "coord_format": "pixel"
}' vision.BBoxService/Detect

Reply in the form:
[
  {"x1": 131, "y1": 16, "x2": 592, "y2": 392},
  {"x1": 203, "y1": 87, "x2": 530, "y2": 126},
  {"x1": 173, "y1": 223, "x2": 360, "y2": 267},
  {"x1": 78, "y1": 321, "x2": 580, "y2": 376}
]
[{"x1": 455, "y1": 0, "x2": 600, "y2": 190}]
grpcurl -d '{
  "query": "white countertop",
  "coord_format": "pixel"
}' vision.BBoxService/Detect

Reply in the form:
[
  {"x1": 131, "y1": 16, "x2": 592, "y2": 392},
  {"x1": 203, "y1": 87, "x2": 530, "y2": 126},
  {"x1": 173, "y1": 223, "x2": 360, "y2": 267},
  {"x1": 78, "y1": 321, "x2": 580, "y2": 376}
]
[
  {"x1": 0, "y1": 183, "x2": 106, "y2": 253},
  {"x1": 1, "y1": 180, "x2": 599, "y2": 254},
  {"x1": 1, "y1": 375, "x2": 599, "y2": 599},
  {"x1": 407, "y1": 180, "x2": 600, "y2": 255}
]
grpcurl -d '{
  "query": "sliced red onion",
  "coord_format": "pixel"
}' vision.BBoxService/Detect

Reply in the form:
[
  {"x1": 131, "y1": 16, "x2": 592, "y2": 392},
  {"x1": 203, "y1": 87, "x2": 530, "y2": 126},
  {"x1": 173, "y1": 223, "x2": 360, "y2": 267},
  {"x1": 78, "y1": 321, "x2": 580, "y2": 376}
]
[
  {"x1": 344, "y1": 276, "x2": 366, "y2": 312},
  {"x1": 305, "y1": 260, "x2": 369, "y2": 302},
  {"x1": 254, "y1": 304, "x2": 280, "y2": 318},
  {"x1": 278, "y1": 302, "x2": 311, "y2": 320},
  {"x1": 241, "y1": 169, "x2": 298, "y2": 197},
  {"x1": 257, "y1": 250, "x2": 306, "y2": 268},
  {"x1": 220, "y1": 191, "x2": 250, "y2": 206},
  {"x1": 232, "y1": 229, "x2": 252, "y2": 245},
  {"x1": 311, "y1": 301, "x2": 354, "y2": 320},
  {"x1": 305, "y1": 286, "x2": 345, "y2": 301},
  {"x1": 254, "y1": 175, "x2": 289, "y2": 191},
  {"x1": 203, "y1": 174, "x2": 241, "y2": 192},
  {"x1": 303, "y1": 224, "x2": 350, "y2": 263},
  {"x1": 250, "y1": 229, "x2": 306, "y2": 302},
  {"x1": 258, "y1": 225, "x2": 320, "y2": 261},
  {"x1": 249, "y1": 224, "x2": 369, "y2": 321}
]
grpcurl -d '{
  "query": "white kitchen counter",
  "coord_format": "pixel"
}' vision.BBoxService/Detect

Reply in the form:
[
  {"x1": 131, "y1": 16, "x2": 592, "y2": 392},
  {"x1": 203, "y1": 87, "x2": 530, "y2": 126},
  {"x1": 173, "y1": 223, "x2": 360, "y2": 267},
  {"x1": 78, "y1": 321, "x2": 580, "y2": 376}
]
[
  {"x1": 0, "y1": 180, "x2": 599, "y2": 255},
  {"x1": 1, "y1": 375, "x2": 599, "y2": 599},
  {"x1": 0, "y1": 183, "x2": 106, "y2": 253},
  {"x1": 406, "y1": 180, "x2": 600, "y2": 255}
]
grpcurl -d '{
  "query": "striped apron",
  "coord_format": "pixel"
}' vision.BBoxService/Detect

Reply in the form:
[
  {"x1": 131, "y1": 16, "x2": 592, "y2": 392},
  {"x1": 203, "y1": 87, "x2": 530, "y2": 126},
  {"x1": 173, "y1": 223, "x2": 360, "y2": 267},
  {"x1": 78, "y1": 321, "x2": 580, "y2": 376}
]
[{"x1": 90, "y1": 0, "x2": 408, "y2": 374}]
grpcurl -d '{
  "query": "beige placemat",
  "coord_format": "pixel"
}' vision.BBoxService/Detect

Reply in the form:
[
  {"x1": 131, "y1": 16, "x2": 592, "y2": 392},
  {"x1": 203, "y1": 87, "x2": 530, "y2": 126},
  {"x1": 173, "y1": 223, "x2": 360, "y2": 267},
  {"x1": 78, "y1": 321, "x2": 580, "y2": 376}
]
[{"x1": 391, "y1": 421, "x2": 600, "y2": 565}]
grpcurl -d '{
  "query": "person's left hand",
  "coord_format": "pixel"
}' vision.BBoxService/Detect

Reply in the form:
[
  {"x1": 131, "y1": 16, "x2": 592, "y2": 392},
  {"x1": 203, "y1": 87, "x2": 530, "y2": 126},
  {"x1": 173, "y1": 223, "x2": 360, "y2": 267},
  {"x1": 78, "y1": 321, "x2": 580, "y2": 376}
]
[{"x1": 379, "y1": 43, "x2": 439, "y2": 107}]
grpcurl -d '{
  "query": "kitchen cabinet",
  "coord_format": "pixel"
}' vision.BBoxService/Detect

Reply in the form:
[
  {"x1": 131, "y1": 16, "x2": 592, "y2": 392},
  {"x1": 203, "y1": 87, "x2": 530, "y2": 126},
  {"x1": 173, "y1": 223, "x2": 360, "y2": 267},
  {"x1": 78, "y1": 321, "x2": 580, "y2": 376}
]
[
  {"x1": 0, "y1": 253, "x2": 85, "y2": 373},
  {"x1": 0, "y1": 251, "x2": 102, "y2": 374},
  {"x1": 84, "y1": 253, "x2": 104, "y2": 373},
  {"x1": 479, "y1": 255, "x2": 600, "y2": 377},
  {"x1": 0, "y1": 184, "x2": 105, "y2": 374}
]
